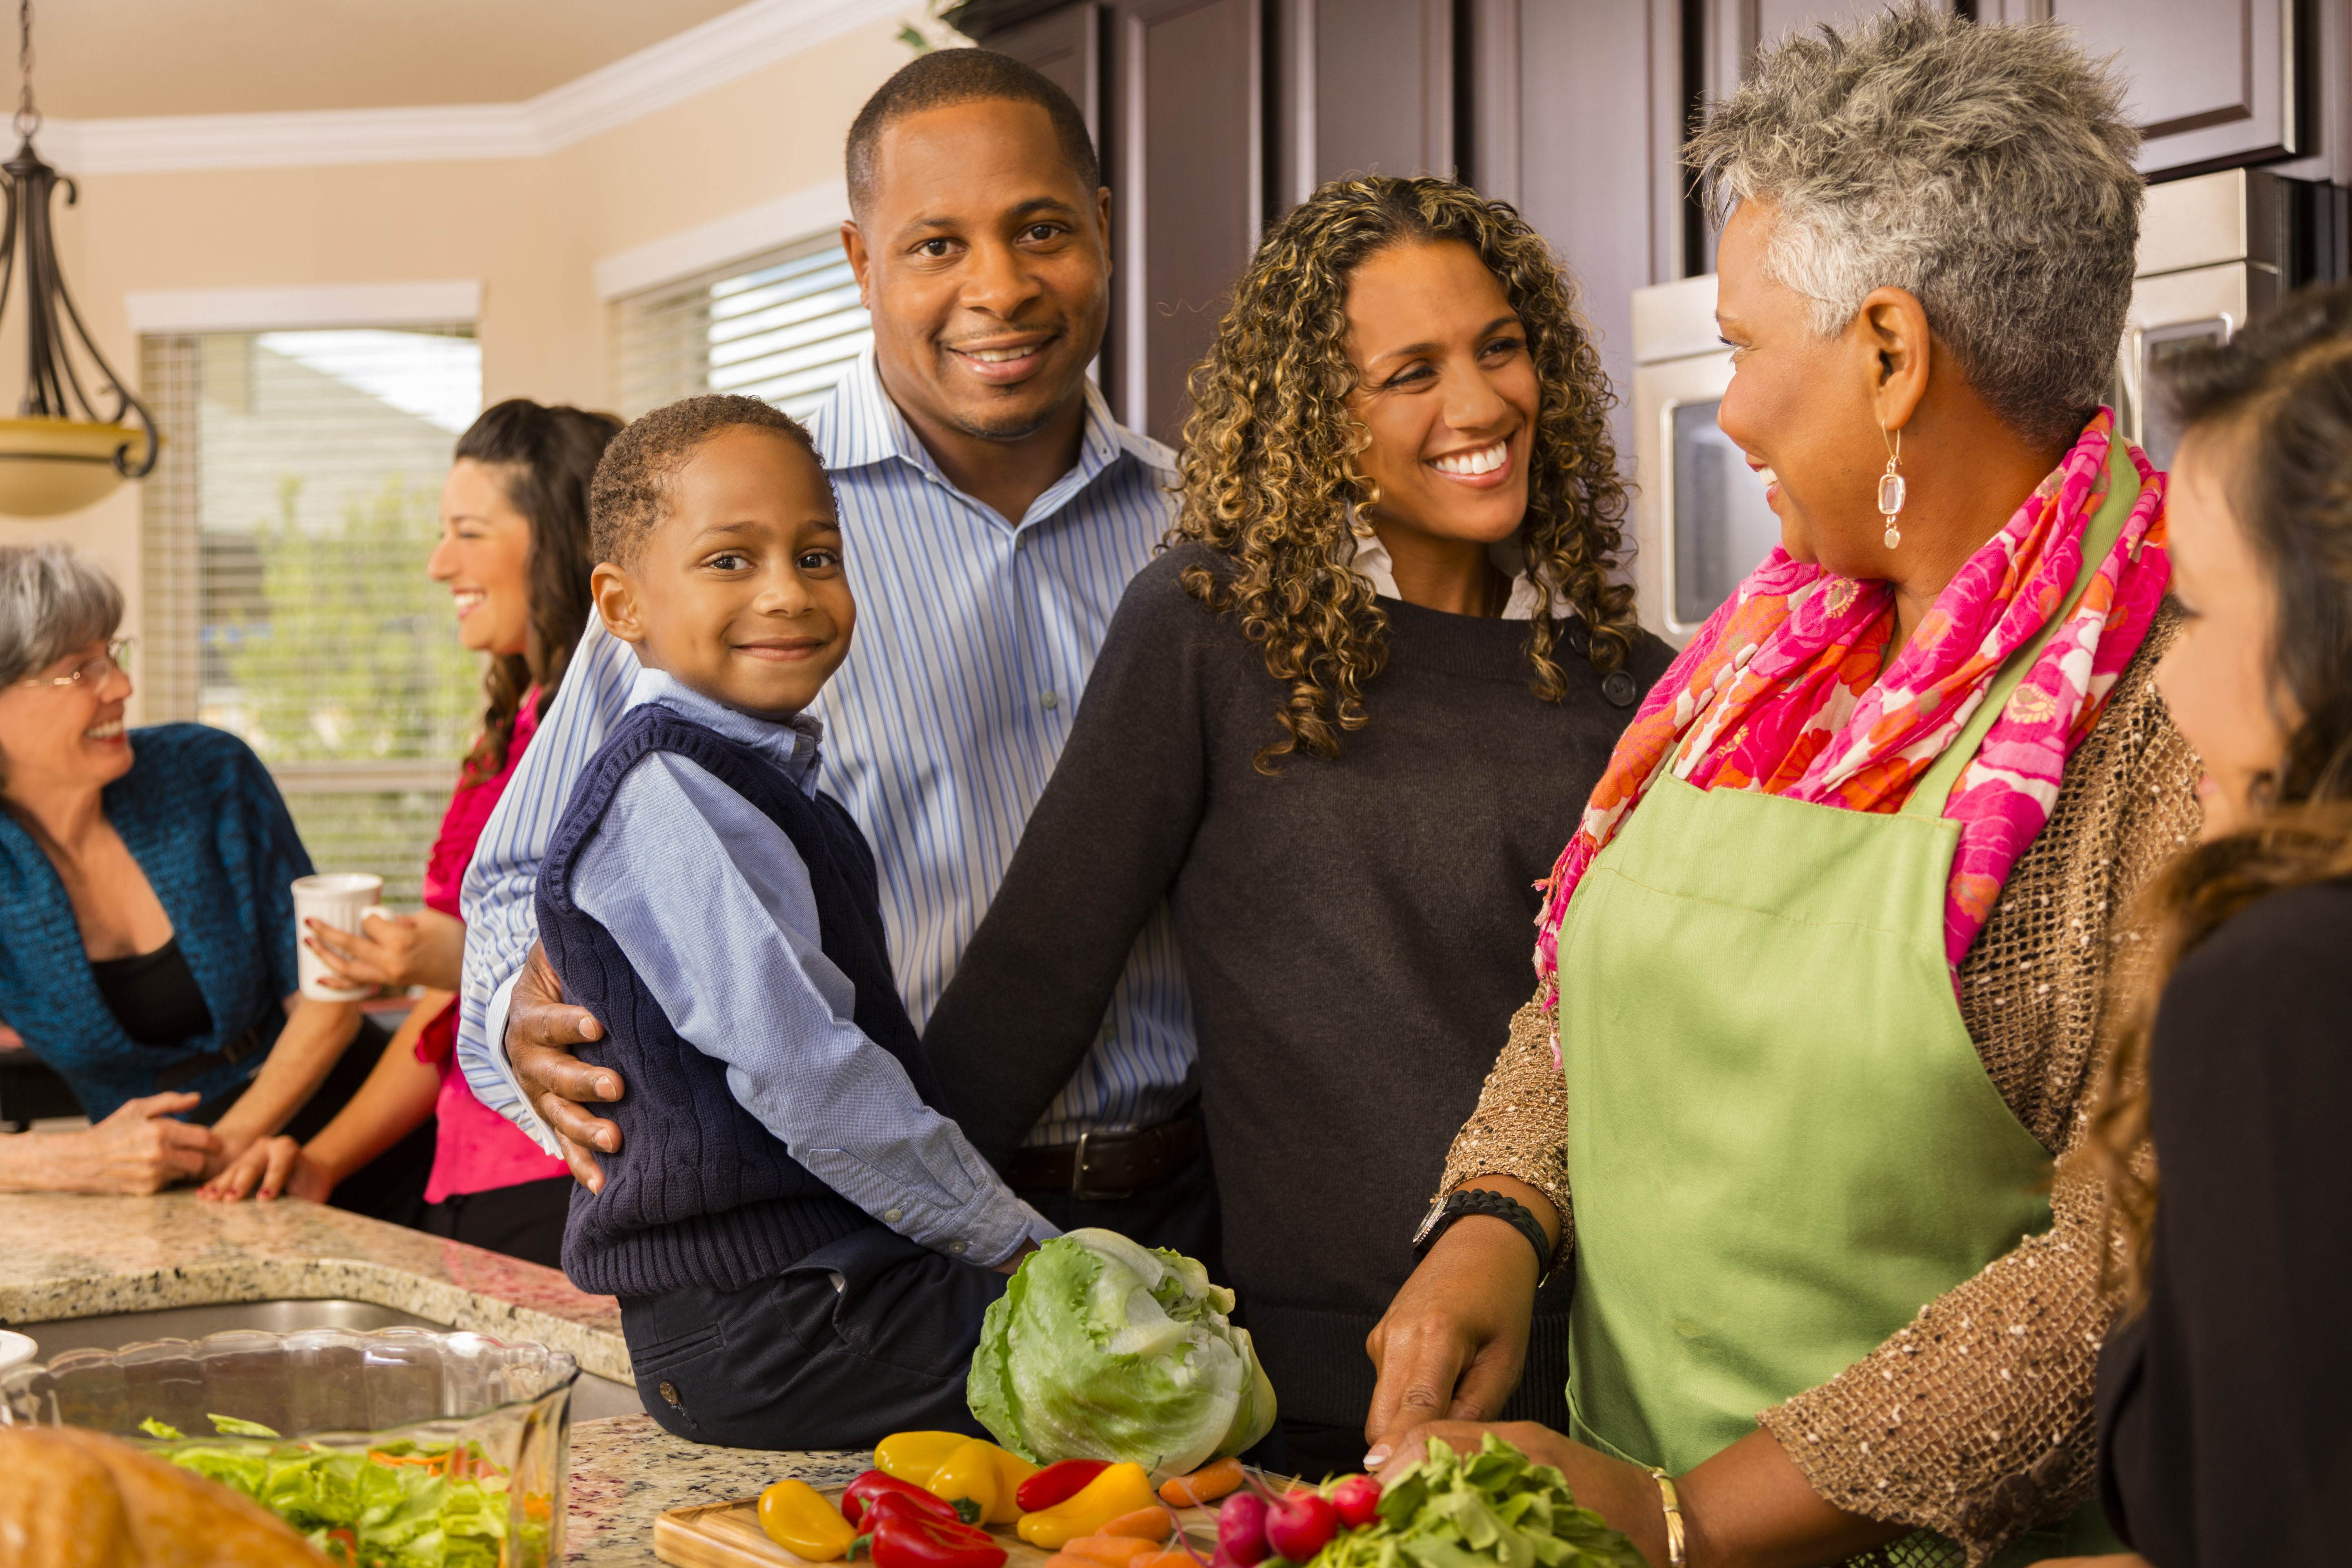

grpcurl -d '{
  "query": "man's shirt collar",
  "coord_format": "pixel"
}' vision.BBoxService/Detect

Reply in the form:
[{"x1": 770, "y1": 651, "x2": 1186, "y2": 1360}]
[{"x1": 809, "y1": 348, "x2": 1174, "y2": 528}]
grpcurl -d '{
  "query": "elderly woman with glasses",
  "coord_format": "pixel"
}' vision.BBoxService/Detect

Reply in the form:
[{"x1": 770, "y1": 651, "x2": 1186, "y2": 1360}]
[
  {"x1": 0, "y1": 543, "x2": 425, "y2": 1212},
  {"x1": 1363, "y1": 9, "x2": 2197, "y2": 1566}
]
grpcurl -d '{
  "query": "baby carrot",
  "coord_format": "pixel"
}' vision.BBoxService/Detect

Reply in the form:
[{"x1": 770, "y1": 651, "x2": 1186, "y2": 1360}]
[
  {"x1": 1045, "y1": 1555, "x2": 1099, "y2": 1568},
  {"x1": 1060, "y1": 1537, "x2": 1159, "y2": 1565},
  {"x1": 1100, "y1": 1508, "x2": 1176, "y2": 1541},
  {"x1": 1131, "y1": 1553, "x2": 1193, "y2": 1568},
  {"x1": 1158, "y1": 1458, "x2": 1244, "y2": 1509}
]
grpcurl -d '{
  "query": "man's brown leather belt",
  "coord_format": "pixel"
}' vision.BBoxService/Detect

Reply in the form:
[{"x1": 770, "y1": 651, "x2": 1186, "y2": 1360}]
[{"x1": 1006, "y1": 1110, "x2": 1201, "y2": 1200}]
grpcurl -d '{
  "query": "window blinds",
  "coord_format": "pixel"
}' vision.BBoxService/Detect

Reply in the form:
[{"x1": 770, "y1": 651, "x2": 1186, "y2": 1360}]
[
  {"x1": 614, "y1": 229, "x2": 873, "y2": 418},
  {"x1": 140, "y1": 327, "x2": 483, "y2": 908}
]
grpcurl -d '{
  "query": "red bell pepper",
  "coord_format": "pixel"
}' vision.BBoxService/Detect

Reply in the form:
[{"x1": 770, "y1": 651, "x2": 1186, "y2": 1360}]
[
  {"x1": 1016, "y1": 1458, "x2": 1113, "y2": 1515},
  {"x1": 860, "y1": 1511, "x2": 1007, "y2": 1568},
  {"x1": 846, "y1": 1470, "x2": 965, "y2": 1528}
]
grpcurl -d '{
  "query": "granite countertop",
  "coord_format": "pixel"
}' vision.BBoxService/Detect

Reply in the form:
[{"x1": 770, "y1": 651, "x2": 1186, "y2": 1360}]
[
  {"x1": 0, "y1": 1190, "x2": 630, "y2": 1381},
  {"x1": 570, "y1": 1416, "x2": 865, "y2": 1564},
  {"x1": 0, "y1": 1192, "x2": 862, "y2": 1562}
]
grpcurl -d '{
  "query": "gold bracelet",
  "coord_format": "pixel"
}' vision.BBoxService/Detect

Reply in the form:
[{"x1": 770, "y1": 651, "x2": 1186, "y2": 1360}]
[{"x1": 1647, "y1": 1468, "x2": 1687, "y2": 1568}]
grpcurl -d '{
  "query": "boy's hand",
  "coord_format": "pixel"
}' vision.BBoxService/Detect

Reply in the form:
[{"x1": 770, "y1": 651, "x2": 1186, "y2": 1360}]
[{"x1": 508, "y1": 942, "x2": 624, "y2": 1192}]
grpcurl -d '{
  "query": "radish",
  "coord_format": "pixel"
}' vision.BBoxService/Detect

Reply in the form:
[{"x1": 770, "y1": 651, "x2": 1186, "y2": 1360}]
[
  {"x1": 1261, "y1": 1490, "x2": 1338, "y2": 1563},
  {"x1": 1328, "y1": 1475, "x2": 1381, "y2": 1530},
  {"x1": 1216, "y1": 1492, "x2": 1269, "y2": 1567}
]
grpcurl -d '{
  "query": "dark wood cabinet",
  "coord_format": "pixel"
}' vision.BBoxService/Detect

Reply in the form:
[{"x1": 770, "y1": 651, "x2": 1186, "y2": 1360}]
[
  {"x1": 2053, "y1": 0, "x2": 2311, "y2": 177},
  {"x1": 1111, "y1": 0, "x2": 1263, "y2": 446}
]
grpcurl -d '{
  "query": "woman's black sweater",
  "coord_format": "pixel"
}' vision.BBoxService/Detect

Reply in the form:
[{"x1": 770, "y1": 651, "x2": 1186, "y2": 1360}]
[
  {"x1": 2094, "y1": 877, "x2": 2352, "y2": 1567},
  {"x1": 924, "y1": 546, "x2": 1672, "y2": 1429}
]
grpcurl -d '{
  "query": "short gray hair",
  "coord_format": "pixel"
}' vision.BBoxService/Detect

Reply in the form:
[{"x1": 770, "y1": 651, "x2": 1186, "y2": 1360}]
[
  {"x1": 0, "y1": 542, "x2": 125, "y2": 687},
  {"x1": 1689, "y1": 3, "x2": 2143, "y2": 450}
]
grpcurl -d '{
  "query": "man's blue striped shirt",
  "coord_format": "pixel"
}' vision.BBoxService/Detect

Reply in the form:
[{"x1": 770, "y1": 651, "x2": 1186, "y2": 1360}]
[{"x1": 454, "y1": 353, "x2": 1196, "y2": 1149}]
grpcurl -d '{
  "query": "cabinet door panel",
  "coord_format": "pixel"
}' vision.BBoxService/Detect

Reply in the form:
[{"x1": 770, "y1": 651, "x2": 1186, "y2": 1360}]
[
  {"x1": 1313, "y1": 0, "x2": 1452, "y2": 184},
  {"x1": 1118, "y1": 0, "x2": 1262, "y2": 446},
  {"x1": 2054, "y1": 0, "x2": 2301, "y2": 174}
]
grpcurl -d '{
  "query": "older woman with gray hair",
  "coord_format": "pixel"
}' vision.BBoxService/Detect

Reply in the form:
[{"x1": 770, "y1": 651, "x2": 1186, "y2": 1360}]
[
  {"x1": 0, "y1": 543, "x2": 431, "y2": 1212},
  {"x1": 1363, "y1": 8, "x2": 2195, "y2": 1565}
]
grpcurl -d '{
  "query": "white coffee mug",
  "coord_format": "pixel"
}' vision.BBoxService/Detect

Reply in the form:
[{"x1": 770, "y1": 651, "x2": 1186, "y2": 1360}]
[{"x1": 292, "y1": 872, "x2": 385, "y2": 1001}]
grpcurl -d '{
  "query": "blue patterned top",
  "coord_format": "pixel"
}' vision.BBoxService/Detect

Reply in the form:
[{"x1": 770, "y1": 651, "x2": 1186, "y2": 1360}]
[{"x1": 0, "y1": 724, "x2": 311, "y2": 1119}]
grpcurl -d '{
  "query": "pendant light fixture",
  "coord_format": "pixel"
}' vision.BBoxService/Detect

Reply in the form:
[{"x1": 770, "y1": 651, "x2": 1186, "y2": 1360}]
[{"x1": 0, "y1": 0, "x2": 159, "y2": 519}]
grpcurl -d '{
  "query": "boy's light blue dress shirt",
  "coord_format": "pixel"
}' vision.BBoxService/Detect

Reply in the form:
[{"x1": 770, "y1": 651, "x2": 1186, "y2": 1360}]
[
  {"x1": 457, "y1": 353, "x2": 1195, "y2": 1155},
  {"x1": 573, "y1": 667, "x2": 1052, "y2": 1268}
]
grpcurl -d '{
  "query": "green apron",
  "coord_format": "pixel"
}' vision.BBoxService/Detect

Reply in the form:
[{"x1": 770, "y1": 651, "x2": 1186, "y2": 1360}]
[{"x1": 1552, "y1": 443, "x2": 2140, "y2": 1561}]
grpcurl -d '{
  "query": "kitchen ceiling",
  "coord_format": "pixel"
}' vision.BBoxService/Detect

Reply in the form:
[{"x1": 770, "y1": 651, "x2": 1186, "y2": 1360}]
[{"x1": 29, "y1": 0, "x2": 755, "y2": 119}]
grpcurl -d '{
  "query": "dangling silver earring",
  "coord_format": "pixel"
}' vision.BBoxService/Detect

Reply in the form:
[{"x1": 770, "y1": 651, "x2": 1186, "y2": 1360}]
[
  {"x1": 1878, "y1": 425, "x2": 1906, "y2": 550},
  {"x1": 1351, "y1": 477, "x2": 1381, "y2": 539}
]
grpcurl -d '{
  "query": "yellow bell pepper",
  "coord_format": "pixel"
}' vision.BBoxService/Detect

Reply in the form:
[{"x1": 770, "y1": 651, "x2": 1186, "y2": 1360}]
[
  {"x1": 984, "y1": 1446, "x2": 1038, "y2": 1524},
  {"x1": 1016, "y1": 1462, "x2": 1160, "y2": 1549},
  {"x1": 926, "y1": 1438, "x2": 1003, "y2": 1525},
  {"x1": 877, "y1": 1431, "x2": 976, "y2": 1486},
  {"x1": 759, "y1": 1478, "x2": 858, "y2": 1561}
]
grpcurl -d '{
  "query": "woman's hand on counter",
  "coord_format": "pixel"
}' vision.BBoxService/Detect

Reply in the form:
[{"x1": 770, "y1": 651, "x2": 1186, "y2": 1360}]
[
  {"x1": 508, "y1": 942, "x2": 623, "y2": 1191},
  {"x1": 0, "y1": 1091, "x2": 220, "y2": 1194},
  {"x1": 306, "y1": 906, "x2": 466, "y2": 994},
  {"x1": 198, "y1": 1134, "x2": 335, "y2": 1204},
  {"x1": 1363, "y1": 1177, "x2": 1558, "y2": 1467}
]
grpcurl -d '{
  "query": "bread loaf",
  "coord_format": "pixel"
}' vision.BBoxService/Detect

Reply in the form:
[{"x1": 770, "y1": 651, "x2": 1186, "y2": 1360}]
[{"x1": 0, "y1": 1426, "x2": 326, "y2": 1568}]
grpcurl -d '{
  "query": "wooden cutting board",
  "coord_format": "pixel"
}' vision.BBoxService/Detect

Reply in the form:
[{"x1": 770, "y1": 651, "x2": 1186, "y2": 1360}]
[{"x1": 656, "y1": 1485, "x2": 1230, "y2": 1568}]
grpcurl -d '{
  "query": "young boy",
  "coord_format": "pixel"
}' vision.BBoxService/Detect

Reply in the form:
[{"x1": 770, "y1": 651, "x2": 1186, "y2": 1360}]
[{"x1": 541, "y1": 394, "x2": 1051, "y2": 1449}]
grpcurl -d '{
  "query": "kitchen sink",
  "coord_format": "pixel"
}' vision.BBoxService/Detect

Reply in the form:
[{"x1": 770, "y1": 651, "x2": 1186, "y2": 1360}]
[{"x1": 10, "y1": 1298, "x2": 644, "y2": 1420}]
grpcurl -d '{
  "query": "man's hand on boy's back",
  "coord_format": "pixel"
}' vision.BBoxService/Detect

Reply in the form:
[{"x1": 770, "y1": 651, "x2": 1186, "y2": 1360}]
[{"x1": 507, "y1": 942, "x2": 625, "y2": 1191}]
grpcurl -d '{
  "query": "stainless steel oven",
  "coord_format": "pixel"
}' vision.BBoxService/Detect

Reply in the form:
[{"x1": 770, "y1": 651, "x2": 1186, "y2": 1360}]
[{"x1": 1628, "y1": 167, "x2": 2348, "y2": 644}]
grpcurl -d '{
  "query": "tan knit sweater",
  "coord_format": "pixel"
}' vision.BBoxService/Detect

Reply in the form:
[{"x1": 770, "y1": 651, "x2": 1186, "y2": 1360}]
[{"x1": 1437, "y1": 610, "x2": 2200, "y2": 1566}]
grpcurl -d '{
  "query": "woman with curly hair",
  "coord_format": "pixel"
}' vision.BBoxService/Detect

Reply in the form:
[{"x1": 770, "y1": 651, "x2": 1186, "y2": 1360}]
[
  {"x1": 2060, "y1": 282, "x2": 2352, "y2": 1568},
  {"x1": 922, "y1": 173, "x2": 1671, "y2": 1471},
  {"x1": 1365, "y1": 9, "x2": 2197, "y2": 1565}
]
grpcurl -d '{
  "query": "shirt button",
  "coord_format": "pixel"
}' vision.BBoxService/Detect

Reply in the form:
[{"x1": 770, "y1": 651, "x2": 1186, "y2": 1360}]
[
  {"x1": 884, "y1": 1207, "x2": 903, "y2": 1222},
  {"x1": 1014, "y1": 531, "x2": 1029, "y2": 548},
  {"x1": 949, "y1": 1241, "x2": 967, "y2": 1254},
  {"x1": 1602, "y1": 670, "x2": 1639, "y2": 707},
  {"x1": 1040, "y1": 690, "x2": 1061, "y2": 710}
]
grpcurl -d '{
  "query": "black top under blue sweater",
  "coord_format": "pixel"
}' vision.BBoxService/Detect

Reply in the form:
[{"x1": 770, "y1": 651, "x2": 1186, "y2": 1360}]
[{"x1": 537, "y1": 703, "x2": 946, "y2": 1298}]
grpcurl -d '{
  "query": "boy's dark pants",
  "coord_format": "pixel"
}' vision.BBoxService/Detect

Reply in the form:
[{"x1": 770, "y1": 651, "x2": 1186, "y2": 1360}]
[{"x1": 619, "y1": 1225, "x2": 1006, "y2": 1450}]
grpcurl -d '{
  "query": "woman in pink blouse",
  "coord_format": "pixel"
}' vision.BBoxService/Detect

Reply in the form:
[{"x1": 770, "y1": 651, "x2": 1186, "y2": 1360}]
[{"x1": 203, "y1": 399, "x2": 622, "y2": 1266}]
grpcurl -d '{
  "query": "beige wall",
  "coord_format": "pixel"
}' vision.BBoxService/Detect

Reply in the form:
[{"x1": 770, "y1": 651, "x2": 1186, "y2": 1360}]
[{"x1": 20, "y1": 12, "x2": 922, "y2": 724}]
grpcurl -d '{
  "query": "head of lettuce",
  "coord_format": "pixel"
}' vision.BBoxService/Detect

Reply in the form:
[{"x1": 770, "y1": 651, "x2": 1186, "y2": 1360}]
[{"x1": 968, "y1": 1229, "x2": 1277, "y2": 1479}]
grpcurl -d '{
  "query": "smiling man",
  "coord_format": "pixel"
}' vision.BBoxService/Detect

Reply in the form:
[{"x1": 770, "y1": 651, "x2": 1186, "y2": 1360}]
[{"x1": 452, "y1": 52, "x2": 1214, "y2": 1309}]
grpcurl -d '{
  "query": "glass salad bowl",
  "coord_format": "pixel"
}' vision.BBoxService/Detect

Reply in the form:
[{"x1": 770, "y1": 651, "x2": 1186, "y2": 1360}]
[{"x1": 0, "y1": 1326, "x2": 576, "y2": 1566}]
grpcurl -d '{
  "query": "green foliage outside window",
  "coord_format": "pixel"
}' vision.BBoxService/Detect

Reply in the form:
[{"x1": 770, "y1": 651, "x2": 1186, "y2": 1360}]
[{"x1": 222, "y1": 472, "x2": 478, "y2": 764}]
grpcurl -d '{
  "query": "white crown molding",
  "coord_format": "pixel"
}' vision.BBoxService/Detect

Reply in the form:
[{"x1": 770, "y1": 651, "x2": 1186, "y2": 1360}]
[
  {"x1": 595, "y1": 177, "x2": 852, "y2": 300},
  {"x1": 125, "y1": 280, "x2": 483, "y2": 334},
  {"x1": 40, "y1": 0, "x2": 914, "y2": 176}
]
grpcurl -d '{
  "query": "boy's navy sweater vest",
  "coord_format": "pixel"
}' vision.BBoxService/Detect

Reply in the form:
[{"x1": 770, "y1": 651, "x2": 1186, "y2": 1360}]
[{"x1": 537, "y1": 703, "x2": 946, "y2": 1297}]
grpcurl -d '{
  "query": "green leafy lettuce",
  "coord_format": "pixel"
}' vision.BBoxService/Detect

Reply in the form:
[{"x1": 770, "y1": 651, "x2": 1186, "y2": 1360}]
[
  {"x1": 149, "y1": 1423, "x2": 545, "y2": 1568},
  {"x1": 967, "y1": 1227, "x2": 1276, "y2": 1479},
  {"x1": 1308, "y1": 1435, "x2": 1642, "y2": 1568}
]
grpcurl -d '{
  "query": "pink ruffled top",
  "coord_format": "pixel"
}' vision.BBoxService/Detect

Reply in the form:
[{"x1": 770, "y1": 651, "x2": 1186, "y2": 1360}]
[{"x1": 417, "y1": 695, "x2": 570, "y2": 1203}]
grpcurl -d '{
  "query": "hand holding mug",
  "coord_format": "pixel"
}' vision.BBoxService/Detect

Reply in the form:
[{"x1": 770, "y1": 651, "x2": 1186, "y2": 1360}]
[{"x1": 306, "y1": 905, "x2": 466, "y2": 993}]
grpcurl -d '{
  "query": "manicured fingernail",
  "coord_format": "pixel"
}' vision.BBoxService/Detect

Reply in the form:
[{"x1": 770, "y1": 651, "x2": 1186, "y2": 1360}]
[{"x1": 1363, "y1": 1446, "x2": 1390, "y2": 1468}]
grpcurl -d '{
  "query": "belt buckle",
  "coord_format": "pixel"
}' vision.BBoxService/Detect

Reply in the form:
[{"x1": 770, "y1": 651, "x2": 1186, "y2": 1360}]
[{"x1": 1070, "y1": 1128, "x2": 1136, "y2": 1203}]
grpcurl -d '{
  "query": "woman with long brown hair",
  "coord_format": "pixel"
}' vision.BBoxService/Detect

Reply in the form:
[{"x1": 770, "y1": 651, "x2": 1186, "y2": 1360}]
[
  {"x1": 202, "y1": 399, "x2": 622, "y2": 1266},
  {"x1": 2058, "y1": 282, "x2": 2352, "y2": 1568},
  {"x1": 921, "y1": 174, "x2": 1672, "y2": 1472}
]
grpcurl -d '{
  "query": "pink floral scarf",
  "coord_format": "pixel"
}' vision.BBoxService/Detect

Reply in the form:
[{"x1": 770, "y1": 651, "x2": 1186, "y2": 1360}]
[{"x1": 1534, "y1": 410, "x2": 2172, "y2": 1009}]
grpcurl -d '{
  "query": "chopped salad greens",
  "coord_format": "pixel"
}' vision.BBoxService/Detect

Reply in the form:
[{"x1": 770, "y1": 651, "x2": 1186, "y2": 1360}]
[
  {"x1": 138, "y1": 1412, "x2": 550, "y2": 1568},
  {"x1": 1306, "y1": 1434, "x2": 1643, "y2": 1568}
]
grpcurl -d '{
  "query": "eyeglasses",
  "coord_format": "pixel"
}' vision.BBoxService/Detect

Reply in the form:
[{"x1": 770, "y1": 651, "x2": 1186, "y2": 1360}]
[{"x1": 19, "y1": 638, "x2": 134, "y2": 689}]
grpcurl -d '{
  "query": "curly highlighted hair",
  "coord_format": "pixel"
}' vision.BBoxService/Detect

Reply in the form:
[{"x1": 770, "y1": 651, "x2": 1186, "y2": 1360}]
[{"x1": 1172, "y1": 175, "x2": 1635, "y2": 772}]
